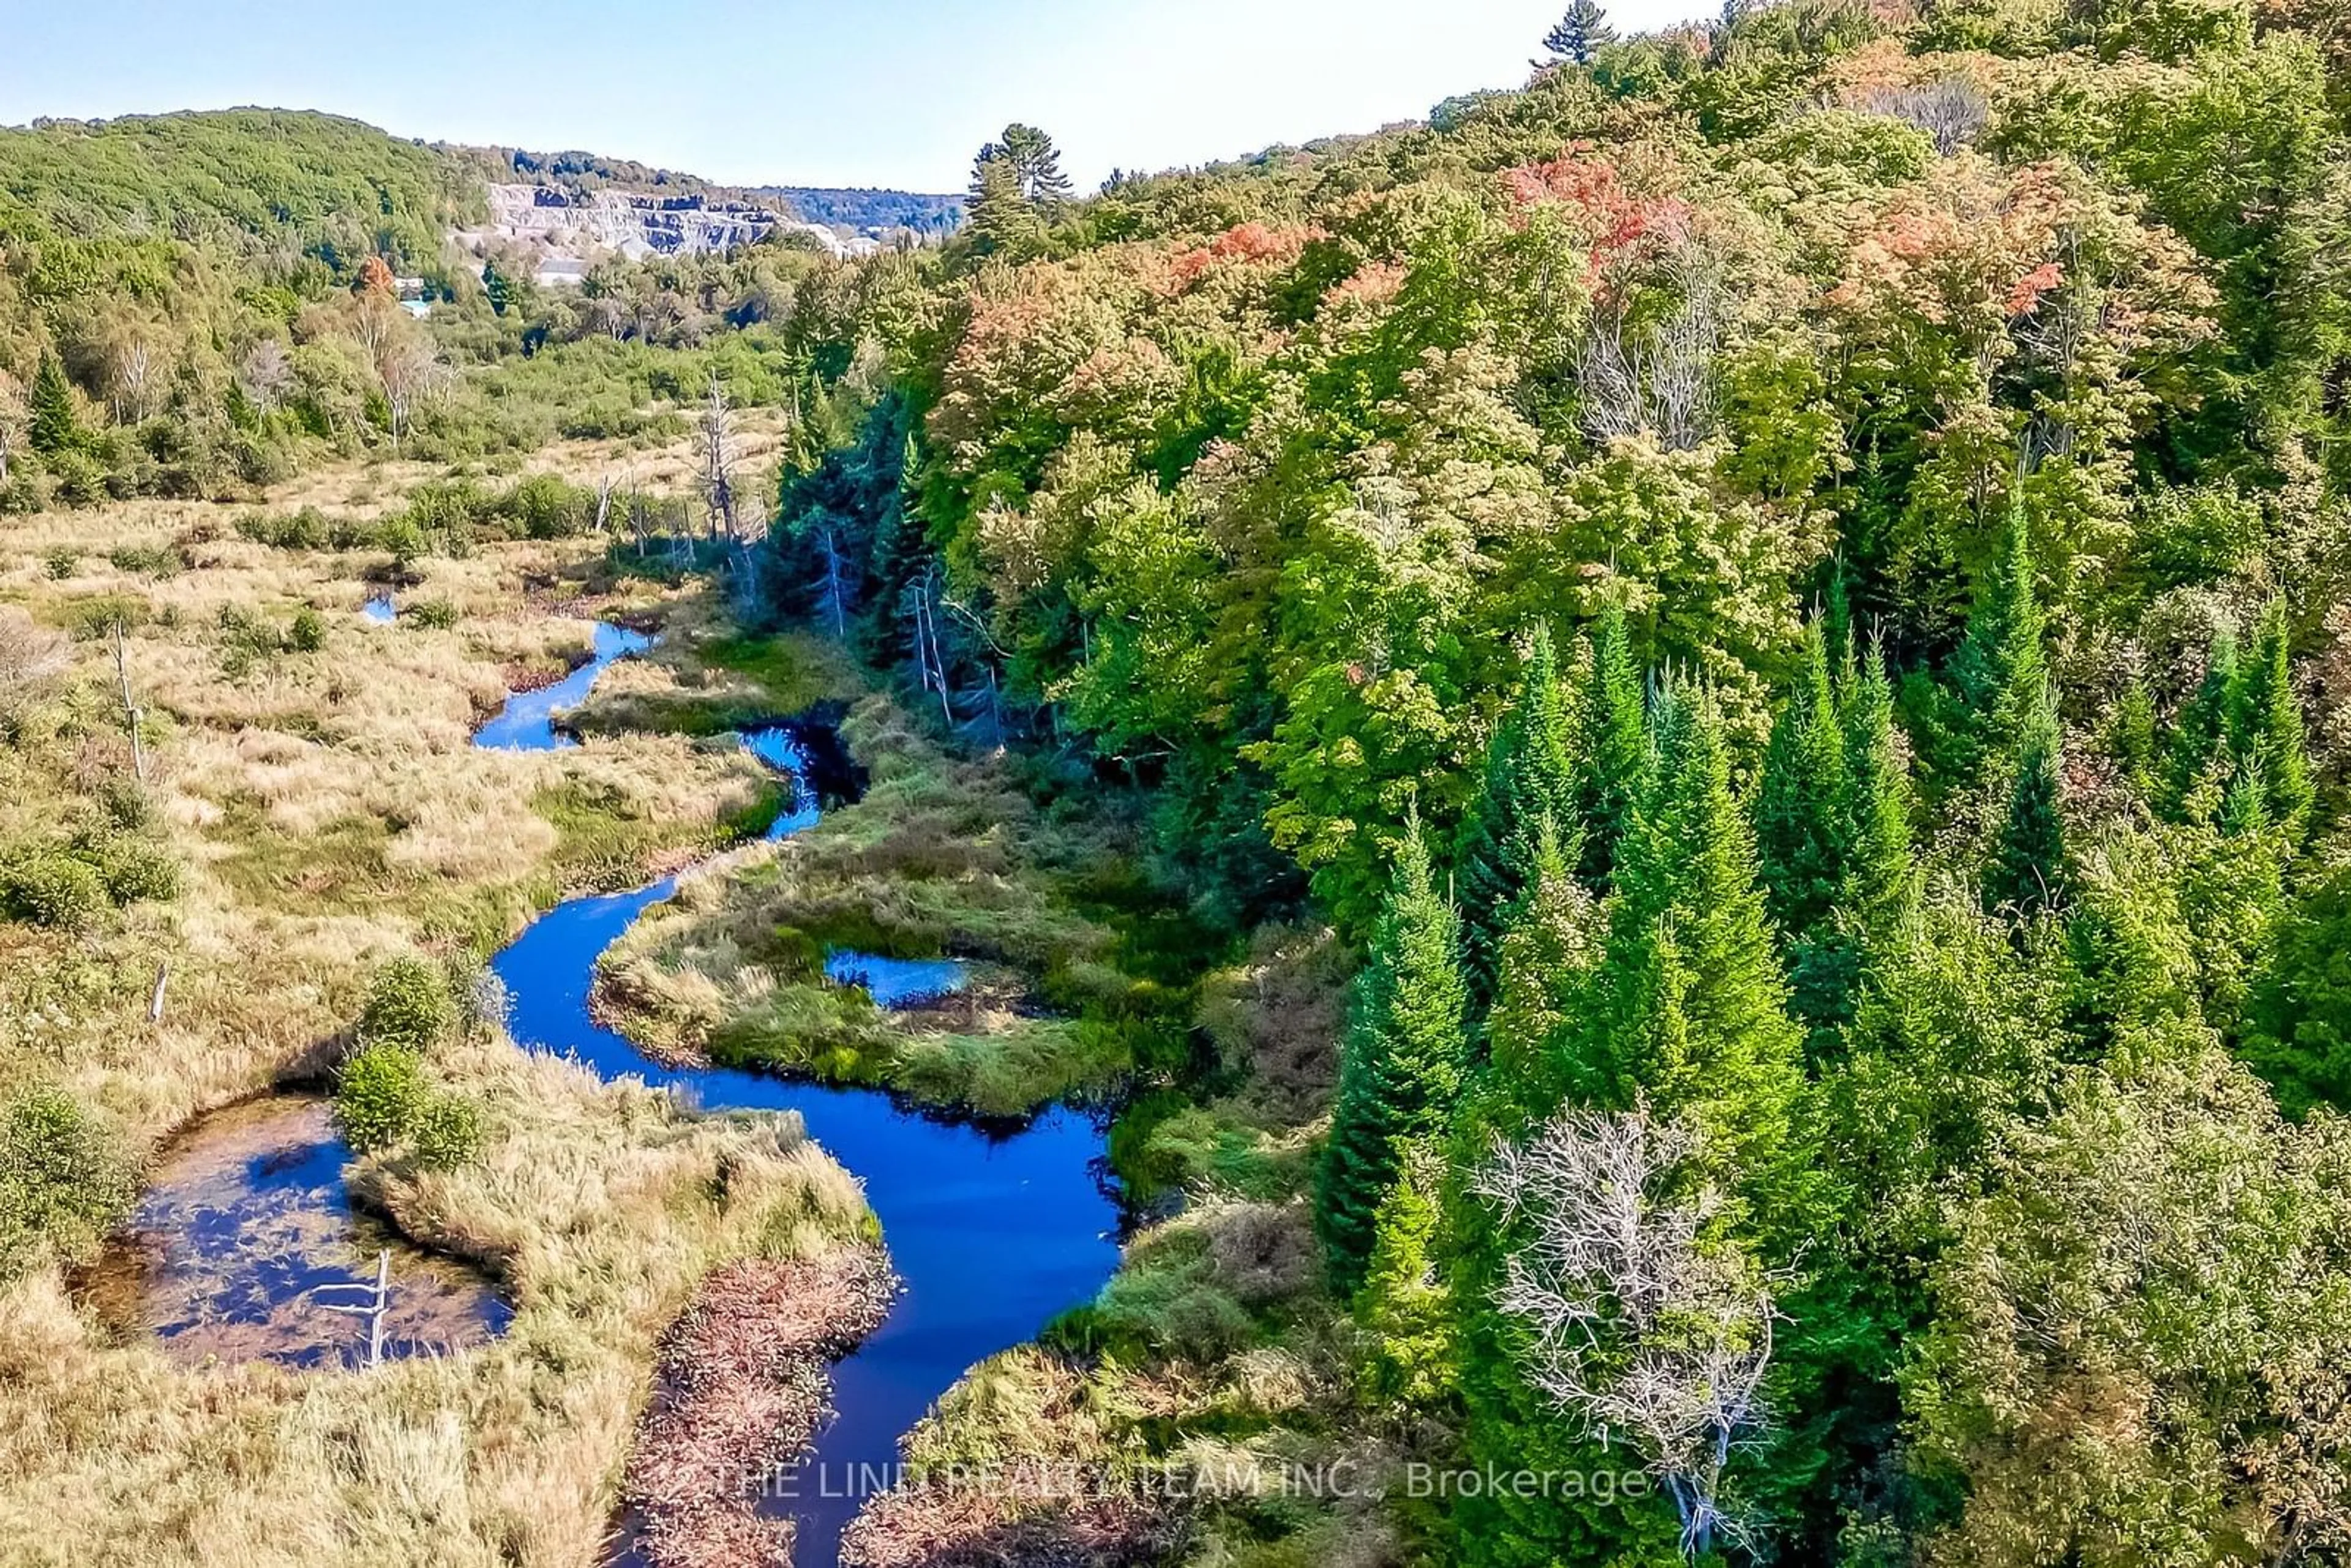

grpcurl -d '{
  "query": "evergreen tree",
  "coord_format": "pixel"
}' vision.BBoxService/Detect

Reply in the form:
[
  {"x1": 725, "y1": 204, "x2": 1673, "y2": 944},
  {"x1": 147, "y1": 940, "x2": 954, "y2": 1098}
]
[
  {"x1": 1944, "y1": 502, "x2": 2046, "y2": 792},
  {"x1": 1458, "y1": 628, "x2": 1580, "y2": 1012},
  {"x1": 28, "y1": 356, "x2": 77, "y2": 455},
  {"x1": 1793, "y1": 643, "x2": 1914, "y2": 1041},
  {"x1": 1985, "y1": 691, "x2": 2070, "y2": 918},
  {"x1": 1586, "y1": 682, "x2": 1810, "y2": 1202},
  {"x1": 1354, "y1": 1150, "x2": 1454, "y2": 1414},
  {"x1": 2245, "y1": 864, "x2": 2351, "y2": 1116},
  {"x1": 2109, "y1": 674, "x2": 2159, "y2": 801},
  {"x1": 1542, "y1": 0, "x2": 1616, "y2": 64},
  {"x1": 2163, "y1": 625, "x2": 2238, "y2": 824},
  {"x1": 1756, "y1": 618, "x2": 1851, "y2": 943},
  {"x1": 1574, "y1": 602, "x2": 1648, "y2": 891},
  {"x1": 967, "y1": 148, "x2": 1047, "y2": 260},
  {"x1": 999, "y1": 122, "x2": 1074, "y2": 208},
  {"x1": 482, "y1": 258, "x2": 512, "y2": 318},
  {"x1": 1316, "y1": 820, "x2": 1469, "y2": 1297},
  {"x1": 2234, "y1": 600, "x2": 2314, "y2": 841},
  {"x1": 1475, "y1": 822, "x2": 1600, "y2": 1127}
]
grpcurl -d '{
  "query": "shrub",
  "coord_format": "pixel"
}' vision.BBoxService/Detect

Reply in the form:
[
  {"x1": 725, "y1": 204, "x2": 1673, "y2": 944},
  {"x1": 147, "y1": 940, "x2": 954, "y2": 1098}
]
[
  {"x1": 43, "y1": 549, "x2": 75, "y2": 580},
  {"x1": 408, "y1": 598, "x2": 460, "y2": 629},
  {"x1": 287, "y1": 607, "x2": 326, "y2": 652},
  {"x1": 410, "y1": 1094, "x2": 484, "y2": 1170},
  {"x1": 333, "y1": 1043, "x2": 429, "y2": 1154},
  {"x1": 99, "y1": 839, "x2": 180, "y2": 905},
  {"x1": 0, "y1": 1086, "x2": 133, "y2": 1281},
  {"x1": 377, "y1": 514, "x2": 429, "y2": 571},
  {"x1": 358, "y1": 955, "x2": 456, "y2": 1051},
  {"x1": 2, "y1": 852, "x2": 110, "y2": 928}
]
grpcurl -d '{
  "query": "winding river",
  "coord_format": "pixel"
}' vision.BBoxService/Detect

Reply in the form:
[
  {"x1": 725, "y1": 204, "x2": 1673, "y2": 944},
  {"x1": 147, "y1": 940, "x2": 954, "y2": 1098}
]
[{"x1": 479, "y1": 625, "x2": 1123, "y2": 1567}]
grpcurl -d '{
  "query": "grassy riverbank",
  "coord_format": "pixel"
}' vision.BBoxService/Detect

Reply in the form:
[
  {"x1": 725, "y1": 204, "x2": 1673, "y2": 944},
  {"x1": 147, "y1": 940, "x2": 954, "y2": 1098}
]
[
  {"x1": 0, "y1": 445, "x2": 883, "y2": 1566},
  {"x1": 593, "y1": 685, "x2": 1229, "y2": 1120}
]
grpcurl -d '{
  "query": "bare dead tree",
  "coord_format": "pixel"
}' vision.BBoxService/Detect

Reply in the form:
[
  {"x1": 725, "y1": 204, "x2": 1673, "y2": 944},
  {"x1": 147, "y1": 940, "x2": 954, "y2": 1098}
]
[
  {"x1": 700, "y1": 372, "x2": 738, "y2": 539},
  {"x1": 0, "y1": 369, "x2": 25, "y2": 484},
  {"x1": 814, "y1": 522, "x2": 852, "y2": 639},
  {"x1": 112, "y1": 618, "x2": 147, "y2": 784},
  {"x1": 236, "y1": 339, "x2": 294, "y2": 416},
  {"x1": 377, "y1": 338, "x2": 446, "y2": 455},
  {"x1": 111, "y1": 332, "x2": 158, "y2": 424},
  {"x1": 904, "y1": 566, "x2": 955, "y2": 726},
  {"x1": 1474, "y1": 1105, "x2": 1779, "y2": 1559},
  {"x1": 1856, "y1": 78, "x2": 1990, "y2": 156},
  {"x1": 312, "y1": 1250, "x2": 392, "y2": 1368},
  {"x1": 593, "y1": 473, "x2": 617, "y2": 535},
  {"x1": 1578, "y1": 251, "x2": 1721, "y2": 452}
]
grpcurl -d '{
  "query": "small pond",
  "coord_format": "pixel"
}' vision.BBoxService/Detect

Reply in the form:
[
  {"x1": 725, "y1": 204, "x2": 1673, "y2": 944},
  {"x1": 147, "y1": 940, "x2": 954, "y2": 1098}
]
[
  {"x1": 87, "y1": 1097, "x2": 510, "y2": 1370},
  {"x1": 824, "y1": 951, "x2": 972, "y2": 1010},
  {"x1": 360, "y1": 592, "x2": 396, "y2": 625}
]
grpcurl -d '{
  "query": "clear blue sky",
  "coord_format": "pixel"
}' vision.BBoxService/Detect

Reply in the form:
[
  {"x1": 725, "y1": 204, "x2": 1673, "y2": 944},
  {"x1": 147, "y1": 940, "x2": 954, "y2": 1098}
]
[{"x1": 4, "y1": 0, "x2": 1703, "y2": 192}]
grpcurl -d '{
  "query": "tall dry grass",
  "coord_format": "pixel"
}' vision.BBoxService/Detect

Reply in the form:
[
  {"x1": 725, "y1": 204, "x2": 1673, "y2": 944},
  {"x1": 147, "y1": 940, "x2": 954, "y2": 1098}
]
[{"x1": 0, "y1": 452, "x2": 876, "y2": 1565}]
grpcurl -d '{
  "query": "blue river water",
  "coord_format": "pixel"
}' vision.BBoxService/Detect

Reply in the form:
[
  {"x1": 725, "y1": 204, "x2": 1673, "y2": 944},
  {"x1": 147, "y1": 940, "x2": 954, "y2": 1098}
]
[
  {"x1": 476, "y1": 642, "x2": 1120, "y2": 1567},
  {"x1": 473, "y1": 621, "x2": 658, "y2": 751}
]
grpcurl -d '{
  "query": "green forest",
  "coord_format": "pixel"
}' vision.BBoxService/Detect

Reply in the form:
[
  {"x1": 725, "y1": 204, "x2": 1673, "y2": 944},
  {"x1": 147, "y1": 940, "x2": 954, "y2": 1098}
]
[{"x1": 8, "y1": 0, "x2": 2351, "y2": 1562}]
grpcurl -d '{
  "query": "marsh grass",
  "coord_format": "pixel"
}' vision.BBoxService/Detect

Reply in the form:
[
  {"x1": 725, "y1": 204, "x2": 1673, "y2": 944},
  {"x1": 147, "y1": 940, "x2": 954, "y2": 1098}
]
[
  {"x1": 0, "y1": 452, "x2": 882, "y2": 1565},
  {"x1": 595, "y1": 689, "x2": 1231, "y2": 1118}
]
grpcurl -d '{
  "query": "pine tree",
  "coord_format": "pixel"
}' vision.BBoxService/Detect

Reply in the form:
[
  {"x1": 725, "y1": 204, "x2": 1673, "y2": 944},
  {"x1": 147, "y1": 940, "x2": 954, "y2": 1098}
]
[
  {"x1": 2162, "y1": 625, "x2": 2238, "y2": 824},
  {"x1": 967, "y1": 149, "x2": 1046, "y2": 260},
  {"x1": 1944, "y1": 502, "x2": 2046, "y2": 792},
  {"x1": 999, "y1": 123, "x2": 1074, "y2": 208},
  {"x1": 1354, "y1": 1150, "x2": 1454, "y2": 1414},
  {"x1": 29, "y1": 355, "x2": 77, "y2": 456},
  {"x1": 1542, "y1": 0, "x2": 1616, "y2": 64},
  {"x1": 1315, "y1": 820, "x2": 1469, "y2": 1297},
  {"x1": 1588, "y1": 682, "x2": 1809, "y2": 1200},
  {"x1": 1756, "y1": 619, "x2": 1852, "y2": 943},
  {"x1": 1985, "y1": 691, "x2": 2069, "y2": 918},
  {"x1": 482, "y1": 258, "x2": 512, "y2": 318},
  {"x1": 1458, "y1": 628, "x2": 1581, "y2": 1011},
  {"x1": 2235, "y1": 600, "x2": 2314, "y2": 841},
  {"x1": 1793, "y1": 643, "x2": 1914, "y2": 1041},
  {"x1": 1475, "y1": 822, "x2": 1600, "y2": 1126},
  {"x1": 1575, "y1": 602, "x2": 1649, "y2": 891}
]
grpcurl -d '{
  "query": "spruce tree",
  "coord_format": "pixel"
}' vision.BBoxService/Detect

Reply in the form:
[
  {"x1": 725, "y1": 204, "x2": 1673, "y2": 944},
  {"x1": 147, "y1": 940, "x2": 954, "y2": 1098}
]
[
  {"x1": 29, "y1": 355, "x2": 77, "y2": 456},
  {"x1": 1315, "y1": 820, "x2": 1468, "y2": 1297},
  {"x1": 2235, "y1": 600, "x2": 2313, "y2": 841},
  {"x1": 1588, "y1": 681, "x2": 1809, "y2": 1199},
  {"x1": 1476, "y1": 822, "x2": 1600, "y2": 1126},
  {"x1": 2163, "y1": 625, "x2": 2238, "y2": 824},
  {"x1": 1458, "y1": 628, "x2": 1580, "y2": 1011},
  {"x1": 1985, "y1": 691, "x2": 2069, "y2": 918},
  {"x1": 1944, "y1": 501, "x2": 2046, "y2": 792},
  {"x1": 1354, "y1": 1150, "x2": 1453, "y2": 1414},
  {"x1": 1793, "y1": 643, "x2": 1914, "y2": 1040},
  {"x1": 1542, "y1": 0, "x2": 1616, "y2": 63},
  {"x1": 1575, "y1": 602, "x2": 1648, "y2": 891},
  {"x1": 1756, "y1": 618, "x2": 1852, "y2": 942}
]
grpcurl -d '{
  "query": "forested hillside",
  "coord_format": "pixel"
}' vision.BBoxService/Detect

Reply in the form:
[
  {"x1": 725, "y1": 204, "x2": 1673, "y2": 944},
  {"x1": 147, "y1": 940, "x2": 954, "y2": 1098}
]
[
  {"x1": 8, "y1": 1, "x2": 2351, "y2": 1564},
  {"x1": 744, "y1": 0, "x2": 2351, "y2": 1562}
]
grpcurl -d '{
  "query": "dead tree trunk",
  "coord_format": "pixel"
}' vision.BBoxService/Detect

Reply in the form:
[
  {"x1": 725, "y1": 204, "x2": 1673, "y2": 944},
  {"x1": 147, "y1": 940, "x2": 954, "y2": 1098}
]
[
  {"x1": 113, "y1": 619, "x2": 146, "y2": 784},
  {"x1": 315, "y1": 1250, "x2": 392, "y2": 1368},
  {"x1": 700, "y1": 373, "x2": 737, "y2": 540}
]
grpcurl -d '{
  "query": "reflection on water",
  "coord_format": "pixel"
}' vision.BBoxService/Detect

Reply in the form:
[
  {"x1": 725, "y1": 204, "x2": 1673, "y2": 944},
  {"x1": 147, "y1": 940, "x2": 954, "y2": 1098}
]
[
  {"x1": 473, "y1": 621, "x2": 656, "y2": 751},
  {"x1": 825, "y1": 951, "x2": 972, "y2": 1010},
  {"x1": 484, "y1": 700, "x2": 1118, "y2": 1568},
  {"x1": 361, "y1": 593, "x2": 396, "y2": 625},
  {"x1": 91, "y1": 1098, "x2": 510, "y2": 1370}
]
